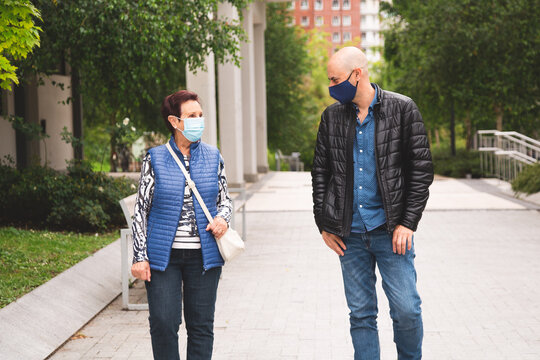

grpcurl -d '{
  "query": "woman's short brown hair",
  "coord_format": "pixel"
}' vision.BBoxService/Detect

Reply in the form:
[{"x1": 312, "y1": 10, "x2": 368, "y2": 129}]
[{"x1": 161, "y1": 90, "x2": 200, "y2": 135}]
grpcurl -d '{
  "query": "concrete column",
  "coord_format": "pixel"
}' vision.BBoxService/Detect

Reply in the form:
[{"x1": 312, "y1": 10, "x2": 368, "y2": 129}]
[
  {"x1": 186, "y1": 54, "x2": 218, "y2": 146},
  {"x1": 0, "y1": 87, "x2": 17, "y2": 164},
  {"x1": 241, "y1": 6, "x2": 258, "y2": 182},
  {"x1": 217, "y1": 2, "x2": 244, "y2": 187},
  {"x1": 253, "y1": 2, "x2": 269, "y2": 173},
  {"x1": 38, "y1": 75, "x2": 74, "y2": 170}
]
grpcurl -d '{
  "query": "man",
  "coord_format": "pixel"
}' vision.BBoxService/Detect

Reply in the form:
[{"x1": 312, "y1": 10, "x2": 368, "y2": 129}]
[{"x1": 312, "y1": 47, "x2": 433, "y2": 360}]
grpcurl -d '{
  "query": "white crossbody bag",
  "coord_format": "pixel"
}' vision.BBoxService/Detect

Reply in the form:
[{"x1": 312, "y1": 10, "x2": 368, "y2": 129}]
[{"x1": 166, "y1": 142, "x2": 245, "y2": 263}]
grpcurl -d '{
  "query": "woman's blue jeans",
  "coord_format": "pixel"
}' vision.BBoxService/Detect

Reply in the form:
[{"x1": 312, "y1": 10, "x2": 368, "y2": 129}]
[
  {"x1": 340, "y1": 226, "x2": 423, "y2": 360},
  {"x1": 145, "y1": 249, "x2": 221, "y2": 360}
]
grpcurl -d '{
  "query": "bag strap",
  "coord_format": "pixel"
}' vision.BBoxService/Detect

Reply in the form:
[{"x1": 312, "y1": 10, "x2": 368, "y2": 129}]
[{"x1": 166, "y1": 142, "x2": 214, "y2": 223}]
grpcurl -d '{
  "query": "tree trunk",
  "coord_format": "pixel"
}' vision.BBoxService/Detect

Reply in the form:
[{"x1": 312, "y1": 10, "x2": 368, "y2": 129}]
[
  {"x1": 71, "y1": 68, "x2": 84, "y2": 161},
  {"x1": 110, "y1": 115, "x2": 117, "y2": 172},
  {"x1": 435, "y1": 128, "x2": 441, "y2": 148},
  {"x1": 450, "y1": 100, "x2": 456, "y2": 156},
  {"x1": 464, "y1": 111, "x2": 473, "y2": 150},
  {"x1": 495, "y1": 105, "x2": 503, "y2": 131}
]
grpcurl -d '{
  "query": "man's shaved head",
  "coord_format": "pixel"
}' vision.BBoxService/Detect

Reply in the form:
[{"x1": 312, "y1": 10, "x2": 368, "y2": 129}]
[
  {"x1": 329, "y1": 47, "x2": 369, "y2": 74},
  {"x1": 327, "y1": 46, "x2": 374, "y2": 106}
]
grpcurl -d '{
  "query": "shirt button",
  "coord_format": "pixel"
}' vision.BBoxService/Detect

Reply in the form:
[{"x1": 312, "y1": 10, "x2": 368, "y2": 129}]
[
  {"x1": 359, "y1": 186, "x2": 363, "y2": 189},
  {"x1": 359, "y1": 131, "x2": 363, "y2": 134},
  {"x1": 360, "y1": 168, "x2": 363, "y2": 171},
  {"x1": 359, "y1": 205, "x2": 363, "y2": 208},
  {"x1": 360, "y1": 149, "x2": 363, "y2": 153}
]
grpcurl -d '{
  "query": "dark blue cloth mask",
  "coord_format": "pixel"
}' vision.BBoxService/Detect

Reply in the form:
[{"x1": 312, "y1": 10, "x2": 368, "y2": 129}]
[{"x1": 329, "y1": 71, "x2": 358, "y2": 104}]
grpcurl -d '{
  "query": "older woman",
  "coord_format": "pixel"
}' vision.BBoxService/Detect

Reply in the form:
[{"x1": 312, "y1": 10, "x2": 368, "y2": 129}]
[{"x1": 131, "y1": 90, "x2": 232, "y2": 360}]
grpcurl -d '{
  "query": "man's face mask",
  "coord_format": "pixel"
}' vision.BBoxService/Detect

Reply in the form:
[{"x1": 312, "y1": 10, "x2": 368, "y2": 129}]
[
  {"x1": 329, "y1": 70, "x2": 358, "y2": 104},
  {"x1": 175, "y1": 116, "x2": 205, "y2": 142}
]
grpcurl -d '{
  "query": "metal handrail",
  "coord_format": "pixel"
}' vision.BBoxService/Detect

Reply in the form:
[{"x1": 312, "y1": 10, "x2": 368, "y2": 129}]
[{"x1": 477, "y1": 130, "x2": 539, "y2": 182}]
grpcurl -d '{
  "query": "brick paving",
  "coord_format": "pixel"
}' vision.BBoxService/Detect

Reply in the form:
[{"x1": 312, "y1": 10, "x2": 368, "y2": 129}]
[{"x1": 49, "y1": 173, "x2": 540, "y2": 360}]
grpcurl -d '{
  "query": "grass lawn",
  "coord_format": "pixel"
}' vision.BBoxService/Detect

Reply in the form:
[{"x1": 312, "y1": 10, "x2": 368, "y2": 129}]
[{"x1": 0, "y1": 227, "x2": 119, "y2": 309}]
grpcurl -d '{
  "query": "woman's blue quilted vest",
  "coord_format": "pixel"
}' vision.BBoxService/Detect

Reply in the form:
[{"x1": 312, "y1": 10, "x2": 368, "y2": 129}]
[{"x1": 146, "y1": 137, "x2": 224, "y2": 271}]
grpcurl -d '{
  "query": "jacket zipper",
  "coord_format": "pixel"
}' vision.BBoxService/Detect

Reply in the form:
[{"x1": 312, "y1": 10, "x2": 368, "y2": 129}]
[
  {"x1": 373, "y1": 98, "x2": 393, "y2": 234},
  {"x1": 342, "y1": 105, "x2": 356, "y2": 238}
]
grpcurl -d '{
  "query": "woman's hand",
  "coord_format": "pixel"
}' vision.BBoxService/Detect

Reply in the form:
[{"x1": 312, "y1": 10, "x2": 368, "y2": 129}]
[
  {"x1": 131, "y1": 261, "x2": 151, "y2": 282},
  {"x1": 206, "y1": 216, "x2": 228, "y2": 239}
]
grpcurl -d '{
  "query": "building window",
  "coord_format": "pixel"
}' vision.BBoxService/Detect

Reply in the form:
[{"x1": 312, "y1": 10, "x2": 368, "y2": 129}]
[
  {"x1": 315, "y1": 16, "x2": 324, "y2": 26},
  {"x1": 361, "y1": 32, "x2": 366, "y2": 40},
  {"x1": 343, "y1": 15, "x2": 351, "y2": 26},
  {"x1": 301, "y1": 16, "x2": 310, "y2": 26},
  {"x1": 332, "y1": 16, "x2": 340, "y2": 26},
  {"x1": 289, "y1": 1, "x2": 295, "y2": 9},
  {"x1": 332, "y1": 0, "x2": 340, "y2": 10},
  {"x1": 343, "y1": 0, "x2": 351, "y2": 10},
  {"x1": 361, "y1": 15, "x2": 366, "y2": 23},
  {"x1": 343, "y1": 32, "x2": 351, "y2": 42},
  {"x1": 301, "y1": 0, "x2": 308, "y2": 10},
  {"x1": 315, "y1": 0, "x2": 323, "y2": 10},
  {"x1": 332, "y1": 32, "x2": 341, "y2": 43}
]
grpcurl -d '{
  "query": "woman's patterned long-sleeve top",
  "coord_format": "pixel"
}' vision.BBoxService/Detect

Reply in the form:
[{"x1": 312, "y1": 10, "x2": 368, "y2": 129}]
[{"x1": 131, "y1": 152, "x2": 233, "y2": 264}]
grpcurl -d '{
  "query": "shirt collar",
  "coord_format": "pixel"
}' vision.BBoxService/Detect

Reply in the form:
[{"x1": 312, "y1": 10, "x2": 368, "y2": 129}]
[{"x1": 369, "y1": 84, "x2": 378, "y2": 110}]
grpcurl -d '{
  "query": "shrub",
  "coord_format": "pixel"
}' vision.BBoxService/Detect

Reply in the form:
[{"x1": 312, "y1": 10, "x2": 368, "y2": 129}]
[
  {"x1": 431, "y1": 148, "x2": 482, "y2": 178},
  {"x1": 0, "y1": 161, "x2": 136, "y2": 232},
  {"x1": 512, "y1": 163, "x2": 540, "y2": 195}
]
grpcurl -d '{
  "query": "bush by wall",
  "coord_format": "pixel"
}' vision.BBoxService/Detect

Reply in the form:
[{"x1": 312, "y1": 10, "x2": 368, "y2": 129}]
[
  {"x1": 432, "y1": 148, "x2": 482, "y2": 178},
  {"x1": 0, "y1": 161, "x2": 136, "y2": 232},
  {"x1": 512, "y1": 164, "x2": 540, "y2": 195}
]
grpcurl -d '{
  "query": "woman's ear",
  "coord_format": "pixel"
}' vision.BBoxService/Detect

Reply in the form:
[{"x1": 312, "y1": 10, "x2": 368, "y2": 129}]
[{"x1": 168, "y1": 115, "x2": 181, "y2": 131}]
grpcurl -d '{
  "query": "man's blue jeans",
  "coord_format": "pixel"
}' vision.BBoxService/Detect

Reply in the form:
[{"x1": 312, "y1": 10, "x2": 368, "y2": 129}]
[
  {"x1": 145, "y1": 249, "x2": 221, "y2": 360},
  {"x1": 340, "y1": 226, "x2": 423, "y2": 360}
]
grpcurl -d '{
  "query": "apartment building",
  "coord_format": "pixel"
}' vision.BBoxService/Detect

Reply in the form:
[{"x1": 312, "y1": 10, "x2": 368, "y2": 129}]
[{"x1": 291, "y1": 0, "x2": 385, "y2": 62}]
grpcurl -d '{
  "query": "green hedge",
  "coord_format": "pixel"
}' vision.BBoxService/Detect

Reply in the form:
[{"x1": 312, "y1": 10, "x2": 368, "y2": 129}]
[
  {"x1": 432, "y1": 148, "x2": 482, "y2": 178},
  {"x1": 0, "y1": 161, "x2": 136, "y2": 232},
  {"x1": 512, "y1": 163, "x2": 540, "y2": 195}
]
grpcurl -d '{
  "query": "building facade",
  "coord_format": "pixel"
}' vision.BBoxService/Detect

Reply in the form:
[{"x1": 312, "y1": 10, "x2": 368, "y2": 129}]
[
  {"x1": 291, "y1": 0, "x2": 386, "y2": 62},
  {"x1": 292, "y1": 0, "x2": 361, "y2": 47}
]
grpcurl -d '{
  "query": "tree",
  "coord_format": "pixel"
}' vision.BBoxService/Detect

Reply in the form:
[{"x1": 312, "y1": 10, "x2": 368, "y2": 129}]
[
  {"x1": 0, "y1": 0, "x2": 41, "y2": 90},
  {"x1": 265, "y1": 3, "x2": 310, "y2": 161},
  {"x1": 19, "y1": 0, "x2": 250, "y2": 170},
  {"x1": 265, "y1": 3, "x2": 335, "y2": 169},
  {"x1": 381, "y1": 0, "x2": 540, "y2": 155}
]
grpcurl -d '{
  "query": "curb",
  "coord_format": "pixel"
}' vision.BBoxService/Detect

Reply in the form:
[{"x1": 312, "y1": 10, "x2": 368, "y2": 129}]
[{"x1": 0, "y1": 239, "x2": 122, "y2": 360}]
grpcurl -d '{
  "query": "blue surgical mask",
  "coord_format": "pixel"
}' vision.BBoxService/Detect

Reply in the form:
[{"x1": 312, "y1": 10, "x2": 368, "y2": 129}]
[
  {"x1": 329, "y1": 71, "x2": 358, "y2": 104},
  {"x1": 175, "y1": 117, "x2": 205, "y2": 142}
]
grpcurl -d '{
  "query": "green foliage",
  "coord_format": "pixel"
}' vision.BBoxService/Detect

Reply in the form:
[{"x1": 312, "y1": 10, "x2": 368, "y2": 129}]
[
  {"x1": 381, "y1": 0, "x2": 540, "y2": 150},
  {"x1": 432, "y1": 147, "x2": 481, "y2": 178},
  {"x1": 84, "y1": 124, "x2": 112, "y2": 172},
  {"x1": 0, "y1": 0, "x2": 41, "y2": 90},
  {"x1": 0, "y1": 162, "x2": 136, "y2": 232},
  {"x1": 265, "y1": 3, "x2": 334, "y2": 170},
  {"x1": 0, "y1": 227, "x2": 118, "y2": 308},
  {"x1": 8, "y1": 115, "x2": 48, "y2": 142},
  {"x1": 18, "y1": 0, "x2": 251, "y2": 169},
  {"x1": 512, "y1": 164, "x2": 540, "y2": 195}
]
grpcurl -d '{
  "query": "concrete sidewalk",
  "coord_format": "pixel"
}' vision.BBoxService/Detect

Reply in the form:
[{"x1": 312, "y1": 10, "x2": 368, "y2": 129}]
[{"x1": 49, "y1": 173, "x2": 540, "y2": 360}]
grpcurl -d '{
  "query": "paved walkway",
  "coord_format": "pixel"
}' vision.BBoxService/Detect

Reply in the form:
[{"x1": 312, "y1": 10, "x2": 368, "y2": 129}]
[{"x1": 49, "y1": 173, "x2": 540, "y2": 360}]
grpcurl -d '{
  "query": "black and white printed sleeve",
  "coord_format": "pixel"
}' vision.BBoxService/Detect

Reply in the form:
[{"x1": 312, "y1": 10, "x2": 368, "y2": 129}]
[
  {"x1": 131, "y1": 153, "x2": 154, "y2": 264},
  {"x1": 216, "y1": 154, "x2": 233, "y2": 224}
]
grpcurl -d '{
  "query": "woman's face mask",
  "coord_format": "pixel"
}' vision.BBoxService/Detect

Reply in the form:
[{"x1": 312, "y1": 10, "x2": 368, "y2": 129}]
[{"x1": 175, "y1": 116, "x2": 205, "y2": 142}]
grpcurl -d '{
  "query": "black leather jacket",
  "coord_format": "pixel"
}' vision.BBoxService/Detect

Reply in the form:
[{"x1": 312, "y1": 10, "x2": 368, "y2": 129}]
[{"x1": 312, "y1": 84, "x2": 433, "y2": 237}]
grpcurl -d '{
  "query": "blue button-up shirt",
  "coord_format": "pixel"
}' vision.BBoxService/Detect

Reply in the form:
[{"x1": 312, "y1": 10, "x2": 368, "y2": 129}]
[{"x1": 351, "y1": 85, "x2": 386, "y2": 233}]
